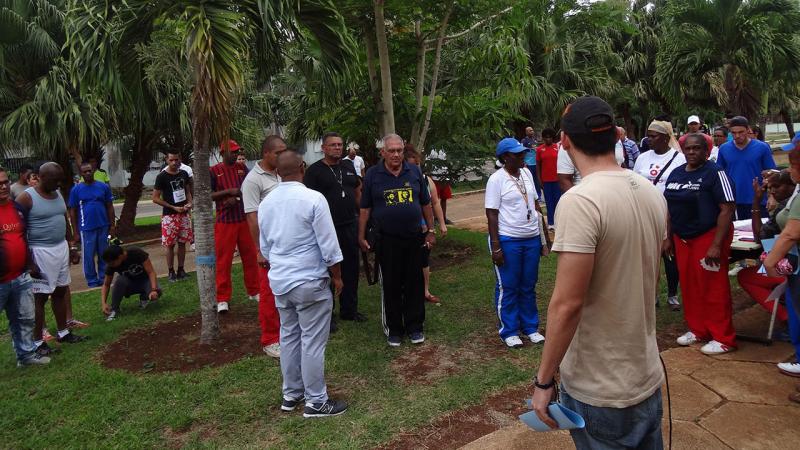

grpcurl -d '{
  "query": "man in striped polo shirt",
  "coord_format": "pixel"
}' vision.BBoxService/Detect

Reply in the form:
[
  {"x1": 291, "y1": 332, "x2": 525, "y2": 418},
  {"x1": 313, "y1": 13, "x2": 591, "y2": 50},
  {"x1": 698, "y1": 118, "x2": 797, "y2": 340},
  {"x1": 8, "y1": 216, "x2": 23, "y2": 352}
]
[{"x1": 211, "y1": 140, "x2": 260, "y2": 313}]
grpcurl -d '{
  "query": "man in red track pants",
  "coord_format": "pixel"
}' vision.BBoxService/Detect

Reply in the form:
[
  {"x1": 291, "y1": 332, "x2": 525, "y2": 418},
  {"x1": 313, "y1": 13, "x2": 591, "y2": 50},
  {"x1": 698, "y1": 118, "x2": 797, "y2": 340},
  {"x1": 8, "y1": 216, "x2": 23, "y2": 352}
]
[
  {"x1": 211, "y1": 140, "x2": 260, "y2": 313},
  {"x1": 242, "y1": 135, "x2": 287, "y2": 358}
]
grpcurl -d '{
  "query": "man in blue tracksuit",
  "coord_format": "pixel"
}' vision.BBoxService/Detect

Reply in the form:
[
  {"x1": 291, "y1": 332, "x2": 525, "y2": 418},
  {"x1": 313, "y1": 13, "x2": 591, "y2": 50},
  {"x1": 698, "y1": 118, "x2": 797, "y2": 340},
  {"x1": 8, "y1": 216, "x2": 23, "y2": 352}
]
[{"x1": 69, "y1": 162, "x2": 116, "y2": 287}]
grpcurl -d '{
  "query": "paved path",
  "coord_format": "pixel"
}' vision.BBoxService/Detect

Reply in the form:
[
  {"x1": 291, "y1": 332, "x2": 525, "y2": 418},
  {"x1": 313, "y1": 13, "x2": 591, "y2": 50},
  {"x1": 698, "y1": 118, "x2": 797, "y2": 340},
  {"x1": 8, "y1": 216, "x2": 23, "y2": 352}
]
[
  {"x1": 460, "y1": 305, "x2": 800, "y2": 450},
  {"x1": 113, "y1": 199, "x2": 161, "y2": 218}
]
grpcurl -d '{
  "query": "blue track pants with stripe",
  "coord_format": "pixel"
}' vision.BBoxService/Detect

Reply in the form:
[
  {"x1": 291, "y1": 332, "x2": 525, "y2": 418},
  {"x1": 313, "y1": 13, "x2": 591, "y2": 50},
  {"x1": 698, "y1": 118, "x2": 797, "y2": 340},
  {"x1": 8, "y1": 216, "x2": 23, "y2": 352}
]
[{"x1": 490, "y1": 235, "x2": 542, "y2": 340}]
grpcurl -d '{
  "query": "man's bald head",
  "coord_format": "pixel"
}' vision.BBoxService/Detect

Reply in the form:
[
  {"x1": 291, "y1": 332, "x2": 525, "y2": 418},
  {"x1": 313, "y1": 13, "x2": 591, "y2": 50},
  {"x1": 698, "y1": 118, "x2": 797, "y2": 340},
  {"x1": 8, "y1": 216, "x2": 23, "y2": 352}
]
[
  {"x1": 276, "y1": 150, "x2": 304, "y2": 179},
  {"x1": 38, "y1": 162, "x2": 64, "y2": 193}
]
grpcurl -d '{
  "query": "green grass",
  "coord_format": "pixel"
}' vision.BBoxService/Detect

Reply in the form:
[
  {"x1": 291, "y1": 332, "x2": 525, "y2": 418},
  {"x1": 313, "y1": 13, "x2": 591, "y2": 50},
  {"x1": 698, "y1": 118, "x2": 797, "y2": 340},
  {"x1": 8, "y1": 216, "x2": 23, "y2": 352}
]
[
  {"x1": 133, "y1": 215, "x2": 161, "y2": 227},
  {"x1": 451, "y1": 179, "x2": 487, "y2": 194},
  {"x1": 0, "y1": 228, "x2": 685, "y2": 449}
]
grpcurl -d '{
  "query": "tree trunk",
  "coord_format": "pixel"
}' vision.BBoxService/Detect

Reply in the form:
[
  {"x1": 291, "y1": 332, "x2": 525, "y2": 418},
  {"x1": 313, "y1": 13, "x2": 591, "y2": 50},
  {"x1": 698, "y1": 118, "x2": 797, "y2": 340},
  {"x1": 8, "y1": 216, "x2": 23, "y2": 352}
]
[
  {"x1": 191, "y1": 111, "x2": 219, "y2": 344},
  {"x1": 117, "y1": 131, "x2": 155, "y2": 236},
  {"x1": 417, "y1": 2, "x2": 454, "y2": 153},
  {"x1": 410, "y1": 20, "x2": 426, "y2": 148},
  {"x1": 621, "y1": 103, "x2": 635, "y2": 141},
  {"x1": 374, "y1": 0, "x2": 395, "y2": 135},
  {"x1": 781, "y1": 109, "x2": 795, "y2": 138},
  {"x1": 364, "y1": 25, "x2": 385, "y2": 137}
]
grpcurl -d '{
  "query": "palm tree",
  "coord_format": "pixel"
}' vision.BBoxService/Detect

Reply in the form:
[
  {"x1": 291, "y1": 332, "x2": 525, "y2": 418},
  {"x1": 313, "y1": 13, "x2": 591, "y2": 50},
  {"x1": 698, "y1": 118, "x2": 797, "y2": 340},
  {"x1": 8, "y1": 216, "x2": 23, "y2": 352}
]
[
  {"x1": 657, "y1": 0, "x2": 800, "y2": 121},
  {"x1": 67, "y1": 0, "x2": 354, "y2": 343},
  {"x1": 0, "y1": 0, "x2": 109, "y2": 189}
]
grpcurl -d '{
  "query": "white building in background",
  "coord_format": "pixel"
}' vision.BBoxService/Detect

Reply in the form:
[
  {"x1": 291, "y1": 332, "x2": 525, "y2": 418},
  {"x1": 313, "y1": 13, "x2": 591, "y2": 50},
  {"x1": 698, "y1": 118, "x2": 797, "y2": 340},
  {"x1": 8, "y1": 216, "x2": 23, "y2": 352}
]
[{"x1": 101, "y1": 136, "x2": 326, "y2": 189}]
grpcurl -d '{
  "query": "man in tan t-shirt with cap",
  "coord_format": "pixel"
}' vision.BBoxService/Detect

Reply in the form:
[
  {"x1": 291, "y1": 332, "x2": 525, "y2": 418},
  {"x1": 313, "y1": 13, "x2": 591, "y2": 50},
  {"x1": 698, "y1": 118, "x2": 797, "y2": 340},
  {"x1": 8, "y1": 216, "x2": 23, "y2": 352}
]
[{"x1": 530, "y1": 96, "x2": 667, "y2": 449}]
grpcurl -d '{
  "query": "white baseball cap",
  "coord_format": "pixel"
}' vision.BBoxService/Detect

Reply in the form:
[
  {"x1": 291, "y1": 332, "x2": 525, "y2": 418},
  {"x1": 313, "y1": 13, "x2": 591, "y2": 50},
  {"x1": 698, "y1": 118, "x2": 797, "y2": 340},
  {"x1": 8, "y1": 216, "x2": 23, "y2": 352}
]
[{"x1": 687, "y1": 115, "x2": 701, "y2": 124}]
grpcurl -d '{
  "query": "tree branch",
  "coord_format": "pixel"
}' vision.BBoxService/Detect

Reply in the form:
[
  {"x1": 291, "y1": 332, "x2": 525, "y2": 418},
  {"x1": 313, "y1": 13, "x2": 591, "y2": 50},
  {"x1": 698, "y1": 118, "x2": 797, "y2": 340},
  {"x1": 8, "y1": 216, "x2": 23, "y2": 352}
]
[{"x1": 424, "y1": 5, "x2": 512, "y2": 48}]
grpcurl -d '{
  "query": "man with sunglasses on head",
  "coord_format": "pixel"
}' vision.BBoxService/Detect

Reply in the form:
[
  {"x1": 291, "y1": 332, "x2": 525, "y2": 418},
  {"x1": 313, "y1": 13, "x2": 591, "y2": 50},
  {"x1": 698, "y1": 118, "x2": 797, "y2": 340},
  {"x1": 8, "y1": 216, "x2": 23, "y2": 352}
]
[{"x1": 210, "y1": 140, "x2": 260, "y2": 313}]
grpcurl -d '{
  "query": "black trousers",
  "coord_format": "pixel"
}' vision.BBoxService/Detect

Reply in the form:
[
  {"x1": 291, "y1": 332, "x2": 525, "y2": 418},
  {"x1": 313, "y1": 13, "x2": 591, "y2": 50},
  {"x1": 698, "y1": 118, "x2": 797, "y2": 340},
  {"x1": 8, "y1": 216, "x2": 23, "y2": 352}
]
[
  {"x1": 110, "y1": 274, "x2": 154, "y2": 312},
  {"x1": 377, "y1": 234, "x2": 425, "y2": 337},
  {"x1": 335, "y1": 222, "x2": 360, "y2": 318},
  {"x1": 663, "y1": 254, "x2": 679, "y2": 297}
]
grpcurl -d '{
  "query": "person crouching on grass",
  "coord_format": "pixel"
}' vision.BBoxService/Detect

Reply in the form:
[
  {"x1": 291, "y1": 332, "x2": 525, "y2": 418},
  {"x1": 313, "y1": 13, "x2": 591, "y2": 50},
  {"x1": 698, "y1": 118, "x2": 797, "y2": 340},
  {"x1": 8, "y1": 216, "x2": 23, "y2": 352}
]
[
  {"x1": 486, "y1": 137, "x2": 551, "y2": 349},
  {"x1": 100, "y1": 245, "x2": 161, "y2": 321},
  {"x1": 664, "y1": 133, "x2": 737, "y2": 355}
]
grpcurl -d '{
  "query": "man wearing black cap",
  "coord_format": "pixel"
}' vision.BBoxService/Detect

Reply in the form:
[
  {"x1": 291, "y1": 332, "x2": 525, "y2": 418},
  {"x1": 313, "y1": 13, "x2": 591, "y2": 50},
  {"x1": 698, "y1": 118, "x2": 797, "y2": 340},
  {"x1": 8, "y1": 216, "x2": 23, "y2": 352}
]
[
  {"x1": 717, "y1": 116, "x2": 776, "y2": 221},
  {"x1": 530, "y1": 96, "x2": 667, "y2": 449}
]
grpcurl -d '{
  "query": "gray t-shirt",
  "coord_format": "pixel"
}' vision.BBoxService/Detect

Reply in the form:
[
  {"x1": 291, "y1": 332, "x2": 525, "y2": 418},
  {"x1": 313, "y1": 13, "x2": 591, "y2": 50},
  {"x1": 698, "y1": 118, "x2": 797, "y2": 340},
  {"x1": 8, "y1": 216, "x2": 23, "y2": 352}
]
[{"x1": 242, "y1": 162, "x2": 280, "y2": 213}]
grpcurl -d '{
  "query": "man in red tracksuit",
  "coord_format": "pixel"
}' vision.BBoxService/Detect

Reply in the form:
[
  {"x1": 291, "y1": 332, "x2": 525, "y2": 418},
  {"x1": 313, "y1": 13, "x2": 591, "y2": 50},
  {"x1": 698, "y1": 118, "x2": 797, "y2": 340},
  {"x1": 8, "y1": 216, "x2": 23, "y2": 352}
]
[{"x1": 211, "y1": 140, "x2": 260, "y2": 313}]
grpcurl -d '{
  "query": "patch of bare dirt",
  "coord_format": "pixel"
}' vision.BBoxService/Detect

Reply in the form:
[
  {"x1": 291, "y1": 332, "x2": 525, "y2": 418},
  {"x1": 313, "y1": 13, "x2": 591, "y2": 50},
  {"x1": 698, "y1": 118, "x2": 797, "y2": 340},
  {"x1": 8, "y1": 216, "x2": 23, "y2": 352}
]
[
  {"x1": 100, "y1": 303, "x2": 262, "y2": 373},
  {"x1": 375, "y1": 384, "x2": 532, "y2": 450},
  {"x1": 162, "y1": 423, "x2": 219, "y2": 449},
  {"x1": 391, "y1": 328, "x2": 508, "y2": 385},
  {"x1": 428, "y1": 238, "x2": 476, "y2": 271}
]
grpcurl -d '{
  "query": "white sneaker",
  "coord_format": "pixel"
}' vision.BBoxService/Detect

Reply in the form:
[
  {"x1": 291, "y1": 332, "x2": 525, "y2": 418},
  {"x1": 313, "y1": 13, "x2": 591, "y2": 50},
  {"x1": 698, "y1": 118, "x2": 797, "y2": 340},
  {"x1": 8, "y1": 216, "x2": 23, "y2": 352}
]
[
  {"x1": 778, "y1": 362, "x2": 800, "y2": 377},
  {"x1": 106, "y1": 311, "x2": 117, "y2": 322},
  {"x1": 667, "y1": 296, "x2": 681, "y2": 311},
  {"x1": 263, "y1": 343, "x2": 280, "y2": 358},
  {"x1": 728, "y1": 265, "x2": 744, "y2": 276},
  {"x1": 528, "y1": 332, "x2": 545, "y2": 344},
  {"x1": 248, "y1": 294, "x2": 259, "y2": 302},
  {"x1": 217, "y1": 302, "x2": 229, "y2": 313},
  {"x1": 676, "y1": 331, "x2": 698, "y2": 346},
  {"x1": 504, "y1": 336, "x2": 524, "y2": 348},
  {"x1": 700, "y1": 340, "x2": 733, "y2": 355}
]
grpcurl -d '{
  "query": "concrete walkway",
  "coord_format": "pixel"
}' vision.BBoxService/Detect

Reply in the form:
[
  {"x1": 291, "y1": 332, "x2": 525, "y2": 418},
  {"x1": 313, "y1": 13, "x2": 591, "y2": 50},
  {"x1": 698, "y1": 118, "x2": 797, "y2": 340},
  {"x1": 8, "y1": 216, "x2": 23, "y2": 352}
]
[{"x1": 460, "y1": 304, "x2": 800, "y2": 450}]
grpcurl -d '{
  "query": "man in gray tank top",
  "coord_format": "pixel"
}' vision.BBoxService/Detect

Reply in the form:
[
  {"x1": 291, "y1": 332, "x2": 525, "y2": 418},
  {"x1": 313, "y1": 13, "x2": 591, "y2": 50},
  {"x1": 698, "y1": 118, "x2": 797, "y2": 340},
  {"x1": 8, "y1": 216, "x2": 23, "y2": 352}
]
[{"x1": 16, "y1": 162, "x2": 88, "y2": 356}]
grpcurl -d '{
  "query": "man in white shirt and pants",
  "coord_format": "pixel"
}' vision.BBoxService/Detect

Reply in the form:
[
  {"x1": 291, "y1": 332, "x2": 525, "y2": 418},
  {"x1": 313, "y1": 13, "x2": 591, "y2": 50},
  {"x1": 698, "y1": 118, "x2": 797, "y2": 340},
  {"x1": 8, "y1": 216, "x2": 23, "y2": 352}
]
[{"x1": 258, "y1": 150, "x2": 348, "y2": 418}]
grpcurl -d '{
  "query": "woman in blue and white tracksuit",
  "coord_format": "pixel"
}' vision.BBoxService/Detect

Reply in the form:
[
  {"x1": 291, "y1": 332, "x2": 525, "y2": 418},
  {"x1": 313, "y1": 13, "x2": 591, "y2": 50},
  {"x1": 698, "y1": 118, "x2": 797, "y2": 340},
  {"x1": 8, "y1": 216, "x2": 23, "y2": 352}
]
[{"x1": 486, "y1": 138, "x2": 552, "y2": 348}]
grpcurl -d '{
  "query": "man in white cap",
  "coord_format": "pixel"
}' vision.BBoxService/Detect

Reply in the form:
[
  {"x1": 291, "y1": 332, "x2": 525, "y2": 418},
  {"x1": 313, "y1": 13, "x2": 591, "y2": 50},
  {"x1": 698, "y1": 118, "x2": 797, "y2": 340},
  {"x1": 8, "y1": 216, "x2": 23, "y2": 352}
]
[{"x1": 679, "y1": 115, "x2": 713, "y2": 151}]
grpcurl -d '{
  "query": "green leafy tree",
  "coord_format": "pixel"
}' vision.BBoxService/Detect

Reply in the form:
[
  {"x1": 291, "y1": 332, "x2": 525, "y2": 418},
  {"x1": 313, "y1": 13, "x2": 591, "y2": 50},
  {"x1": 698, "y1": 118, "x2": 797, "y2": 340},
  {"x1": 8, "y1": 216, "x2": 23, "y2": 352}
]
[
  {"x1": 67, "y1": 0, "x2": 354, "y2": 342},
  {"x1": 657, "y1": 0, "x2": 800, "y2": 122}
]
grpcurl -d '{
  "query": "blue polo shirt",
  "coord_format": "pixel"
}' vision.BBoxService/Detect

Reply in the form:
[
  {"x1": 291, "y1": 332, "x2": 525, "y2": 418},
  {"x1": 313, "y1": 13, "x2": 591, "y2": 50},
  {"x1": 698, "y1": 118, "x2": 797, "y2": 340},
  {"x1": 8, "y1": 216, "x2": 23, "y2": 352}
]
[
  {"x1": 664, "y1": 161, "x2": 736, "y2": 239},
  {"x1": 361, "y1": 160, "x2": 431, "y2": 238},
  {"x1": 68, "y1": 181, "x2": 113, "y2": 231},
  {"x1": 716, "y1": 139, "x2": 775, "y2": 205}
]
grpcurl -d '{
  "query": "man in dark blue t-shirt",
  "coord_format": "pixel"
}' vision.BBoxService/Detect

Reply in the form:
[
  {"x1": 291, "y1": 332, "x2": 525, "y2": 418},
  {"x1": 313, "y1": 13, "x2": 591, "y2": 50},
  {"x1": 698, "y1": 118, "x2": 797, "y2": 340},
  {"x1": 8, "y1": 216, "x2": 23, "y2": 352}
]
[
  {"x1": 716, "y1": 116, "x2": 776, "y2": 220},
  {"x1": 69, "y1": 162, "x2": 115, "y2": 287},
  {"x1": 358, "y1": 134, "x2": 435, "y2": 347}
]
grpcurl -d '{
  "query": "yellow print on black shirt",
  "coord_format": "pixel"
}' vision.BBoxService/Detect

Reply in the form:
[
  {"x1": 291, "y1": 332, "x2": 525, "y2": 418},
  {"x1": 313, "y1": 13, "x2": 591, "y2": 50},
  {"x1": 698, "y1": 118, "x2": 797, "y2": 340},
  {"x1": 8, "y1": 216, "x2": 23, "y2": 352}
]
[{"x1": 383, "y1": 188, "x2": 413, "y2": 206}]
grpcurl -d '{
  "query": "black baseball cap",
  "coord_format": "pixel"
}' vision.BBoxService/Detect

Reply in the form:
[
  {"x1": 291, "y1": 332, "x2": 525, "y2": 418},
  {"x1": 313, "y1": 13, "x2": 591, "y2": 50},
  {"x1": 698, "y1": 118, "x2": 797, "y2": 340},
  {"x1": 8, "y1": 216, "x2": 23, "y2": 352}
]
[
  {"x1": 728, "y1": 116, "x2": 749, "y2": 128},
  {"x1": 561, "y1": 96, "x2": 615, "y2": 135}
]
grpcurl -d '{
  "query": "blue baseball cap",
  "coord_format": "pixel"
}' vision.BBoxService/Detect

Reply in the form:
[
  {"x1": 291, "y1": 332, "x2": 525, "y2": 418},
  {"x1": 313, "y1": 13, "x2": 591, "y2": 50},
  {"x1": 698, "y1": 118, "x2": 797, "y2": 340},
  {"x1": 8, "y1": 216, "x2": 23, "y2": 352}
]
[
  {"x1": 782, "y1": 132, "x2": 800, "y2": 151},
  {"x1": 495, "y1": 138, "x2": 528, "y2": 157}
]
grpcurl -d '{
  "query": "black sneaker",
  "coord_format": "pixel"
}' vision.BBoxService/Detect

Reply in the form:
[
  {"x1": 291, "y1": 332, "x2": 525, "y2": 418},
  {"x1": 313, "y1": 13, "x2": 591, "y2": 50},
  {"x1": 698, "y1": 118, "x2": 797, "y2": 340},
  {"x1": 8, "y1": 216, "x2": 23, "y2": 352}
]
[
  {"x1": 18, "y1": 354, "x2": 51, "y2": 367},
  {"x1": 281, "y1": 396, "x2": 305, "y2": 412},
  {"x1": 57, "y1": 332, "x2": 89, "y2": 344},
  {"x1": 176, "y1": 268, "x2": 189, "y2": 281},
  {"x1": 387, "y1": 335, "x2": 401, "y2": 347},
  {"x1": 168, "y1": 270, "x2": 177, "y2": 283},
  {"x1": 303, "y1": 399, "x2": 348, "y2": 418},
  {"x1": 36, "y1": 342, "x2": 60, "y2": 356},
  {"x1": 340, "y1": 312, "x2": 367, "y2": 322},
  {"x1": 410, "y1": 332, "x2": 425, "y2": 344}
]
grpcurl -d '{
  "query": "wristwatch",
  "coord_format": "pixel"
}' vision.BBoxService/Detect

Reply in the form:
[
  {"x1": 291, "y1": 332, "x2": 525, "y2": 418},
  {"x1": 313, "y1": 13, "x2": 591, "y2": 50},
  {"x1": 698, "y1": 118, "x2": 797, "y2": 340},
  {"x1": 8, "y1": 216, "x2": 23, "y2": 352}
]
[{"x1": 533, "y1": 376, "x2": 556, "y2": 390}]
